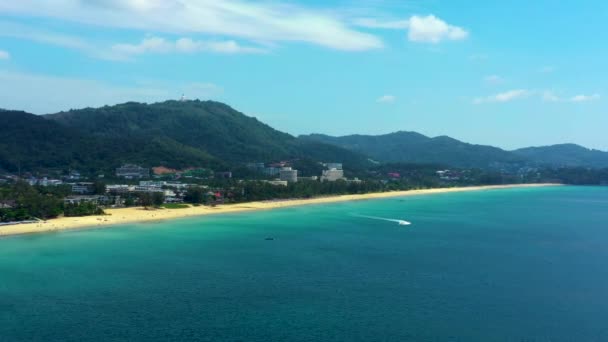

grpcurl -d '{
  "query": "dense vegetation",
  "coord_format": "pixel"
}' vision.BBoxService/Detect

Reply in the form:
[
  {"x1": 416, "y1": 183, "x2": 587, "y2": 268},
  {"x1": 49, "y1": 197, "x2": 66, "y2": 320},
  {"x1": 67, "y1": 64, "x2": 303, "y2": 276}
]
[
  {"x1": 0, "y1": 109, "x2": 222, "y2": 174},
  {"x1": 3, "y1": 101, "x2": 608, "y2": 176},
  {"x1": 301, "y1": 132, "x2": 608, "y2": 169},
  {"x1": 538, "y1": 167, "x2": 608, "y2": 185},
  {"x1": 300, "y1": 132, "x2": 525, "y2": 168},
  {"x1": 46, "y1": 101, "x2": 371, "y2": 172},
  {"x1": 0, "y1": 102, "x2": 371, "y2": 175},
  {"x1": 0, "y1": 182, "x2": 106, "y2": 222},
  {"x1": 513, "y1": 144, "x2": 608, "y2": 168}
]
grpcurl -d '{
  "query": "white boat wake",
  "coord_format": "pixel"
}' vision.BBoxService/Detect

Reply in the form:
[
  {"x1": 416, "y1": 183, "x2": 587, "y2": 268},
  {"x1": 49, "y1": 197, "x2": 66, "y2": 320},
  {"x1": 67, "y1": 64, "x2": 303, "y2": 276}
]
[{"x1": 354, "y1": 214, "x2": 412, "y2": 226}]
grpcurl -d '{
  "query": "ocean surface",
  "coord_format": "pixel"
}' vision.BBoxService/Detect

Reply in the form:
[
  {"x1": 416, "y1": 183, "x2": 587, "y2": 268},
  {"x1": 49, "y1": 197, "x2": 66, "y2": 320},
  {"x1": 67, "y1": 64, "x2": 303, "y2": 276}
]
[{"x1": 1, "y1": 186, "x2": 608, "y2": 342}]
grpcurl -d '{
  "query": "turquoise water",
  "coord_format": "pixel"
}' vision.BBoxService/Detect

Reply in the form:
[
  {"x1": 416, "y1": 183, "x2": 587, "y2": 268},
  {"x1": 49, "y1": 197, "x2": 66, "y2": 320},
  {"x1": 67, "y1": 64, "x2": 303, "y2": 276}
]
[{"x1": 1, "y1": 186, "x2": 608, "y2": 341}]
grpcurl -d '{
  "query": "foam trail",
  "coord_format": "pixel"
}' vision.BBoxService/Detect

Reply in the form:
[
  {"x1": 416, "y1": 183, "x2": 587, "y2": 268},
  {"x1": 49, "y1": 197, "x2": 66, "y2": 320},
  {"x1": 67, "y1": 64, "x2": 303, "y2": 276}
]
[{"x1": 354, "y1": 214, "x2": 412, "y2": 226}]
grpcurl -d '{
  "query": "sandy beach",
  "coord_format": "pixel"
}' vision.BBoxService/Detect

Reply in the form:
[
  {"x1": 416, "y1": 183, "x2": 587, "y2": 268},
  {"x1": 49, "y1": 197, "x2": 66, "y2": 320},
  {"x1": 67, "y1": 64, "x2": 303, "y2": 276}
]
[{"x1": 0, "y1": 184, "x2": 560, "y2": 237}]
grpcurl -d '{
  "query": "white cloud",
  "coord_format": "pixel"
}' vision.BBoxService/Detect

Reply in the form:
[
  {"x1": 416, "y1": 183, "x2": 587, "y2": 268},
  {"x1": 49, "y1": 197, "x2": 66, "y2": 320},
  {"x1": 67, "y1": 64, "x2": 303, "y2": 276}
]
[
  {"x1": 0, "y1": 21, "x2": 267, "y2": 60},
  {"x1": 377, "y1": 95, "x2": 396, "y2": 103},
  {"x1": 473, "y1": 89, "x2": 529, "y2": 104},
  {"x1": 542, "y1": 91, "x2": 600, "y2": 103},
  {"x1": 408, "y1": 15, "x2": 468, "y2": 43},
  {"x1": 484, "y1": 75, "x2": 503, "y2": 85},
  {"x1": 0, "y1": 50, "x2": 9, "y2": 60},
  {"x1": 356, "y1": 15, "x2": 468, "y2": 44},
  {"x1": 112, "y1": 36, "x2": 266, "y2": 59},
  {"x1": 0, "y1": 1, "x2": 383, "y2": 51},
  {"x1": 570, "y1": 94, "x2": 600, "y2": 102},
  {"x1": 0, "y1": 69, "x2": 222, "y2": 114}
]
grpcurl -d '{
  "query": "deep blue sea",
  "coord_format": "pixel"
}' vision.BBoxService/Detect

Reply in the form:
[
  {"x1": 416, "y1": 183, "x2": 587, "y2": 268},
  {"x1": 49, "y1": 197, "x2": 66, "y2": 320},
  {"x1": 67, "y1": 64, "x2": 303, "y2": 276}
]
[{"x1": 1, "y1": 186, "x2": 608, "y2": 342}]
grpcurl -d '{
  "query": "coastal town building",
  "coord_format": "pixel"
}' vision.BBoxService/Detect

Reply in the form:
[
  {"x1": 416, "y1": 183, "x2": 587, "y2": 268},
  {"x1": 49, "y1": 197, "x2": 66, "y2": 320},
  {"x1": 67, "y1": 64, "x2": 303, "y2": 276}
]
[
  {"x1": 106, "y1": 185, "x2": 131, "y2": 194},
  {"x1": 67, "y1": 170, "x2": 82, "y2": 180},
  {"x1": 26, "y1": 177, "x2": 64, "y2": 186},
  {"x1": 140, "y1": 181, "x2": 165, "y2": 188},
  {"x1": 71, "y1": 182, "x2": 95, "y2": 194},
  {"x1": 321, "y1": 168, "x2": 345, "y2": 182},
  {"x1": 298, "y1": 176, "x2": 319, "y2": 182},
  {"x1": 264, "y1": 180, "x2": 288, "y2": 186},
  {"x1": 116, "y1": 164, "x2": 150, "y2": 179},
  {"x1": 324, "y1": 163, "x2": 343, "y2": 170},
  {"x1": 64, "y1": 195, "x2": 109, "y2": 205},
  {"x1": 436, "y1": 170, "x2": 460, "y2": 181},
  {"x1": 133, "y1": 185, "x2": 164, "y2": 193},
  {"x1": 279, "y1": 167, "x2": 298, "y2": 183}
]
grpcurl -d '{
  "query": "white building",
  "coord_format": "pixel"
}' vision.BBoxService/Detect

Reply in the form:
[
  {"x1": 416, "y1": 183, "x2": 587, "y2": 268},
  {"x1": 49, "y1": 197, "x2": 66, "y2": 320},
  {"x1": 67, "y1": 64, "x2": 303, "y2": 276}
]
[
  {"x1": 140, "y1": 180, "x2": 166, "y2": 187},
  {"x1": 324, "y1": 163, "x2": 343, "y2": 170},
  {"x1": 71, "y1": 182, "x2": 94, "y2": 194},
  {"x1": 264, "y1": 180, "x2": 288, "y2": 186},
  {"x1": 116, "y1": 164, "x2": 150, "y2": 179},
  {"x1": 106, "y1": 185, "x2": 132, "y2": 194},
  {"x1": 321, "y1": 168, "x2": 345, "y2": 182},
  {"x1": 279, "y1": 167, "x2": 298, "y2": 183}
]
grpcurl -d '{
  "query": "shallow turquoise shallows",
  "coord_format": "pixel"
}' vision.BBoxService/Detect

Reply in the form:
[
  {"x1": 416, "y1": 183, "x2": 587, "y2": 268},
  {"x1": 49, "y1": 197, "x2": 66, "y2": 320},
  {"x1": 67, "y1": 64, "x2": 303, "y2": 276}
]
[{"x1": 1, "y1": 186, "x2": 608, "y2": 342}]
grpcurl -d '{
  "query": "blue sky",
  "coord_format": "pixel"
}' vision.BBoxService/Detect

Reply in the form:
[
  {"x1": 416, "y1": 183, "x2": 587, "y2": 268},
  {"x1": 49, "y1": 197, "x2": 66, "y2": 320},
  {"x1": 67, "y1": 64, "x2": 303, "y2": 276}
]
[{"x1": 0, "y1": 0, "x2": 606, "y2": 150}]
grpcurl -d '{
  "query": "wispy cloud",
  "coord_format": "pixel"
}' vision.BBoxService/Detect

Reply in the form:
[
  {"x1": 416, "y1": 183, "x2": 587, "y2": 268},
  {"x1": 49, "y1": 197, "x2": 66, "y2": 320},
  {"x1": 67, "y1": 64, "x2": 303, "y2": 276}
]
[
  {"x1": 112, "y1": 37, "x2": 267, "y2": 59},
  {"x1": 570, "y1": 94, "x2": 601, "y2": 102},
  {"x1": 473, "y1": 89, "x2": 529, "y2": 104},
  {"x1": 0, "y1": 69, "x2": 222, "y2": 114},
  {"x1": 377, "y1": 95, "x2": 396, "y2": 103},
  {"x1": 356, "y1": 15, "x2": 468, "y2": 43},
  {"x1": 0, "y1": 20, "x2": 122, "y2": 60},
  {"x1": 0, "y1": 0, "x2": 384, "y2": 51},
  {"x1": 0, "y1": 50, "x2": 9, "y2": 60},
  {"x1": 0, "y1": 21, "x2": 268, "y2": 61},
  {"x1": 475, "y1": 89, "x2": 601, "y2": 105},
  {"x1": 543, "y1": 91, "x2": 600, "y2": 103}
]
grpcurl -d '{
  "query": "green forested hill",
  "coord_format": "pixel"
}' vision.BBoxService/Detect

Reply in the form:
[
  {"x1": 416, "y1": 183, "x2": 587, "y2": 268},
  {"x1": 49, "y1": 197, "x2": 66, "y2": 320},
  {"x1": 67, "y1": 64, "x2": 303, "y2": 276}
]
[
  {"x1": 0, "y1": 101, "x2": 371, "y2": 173},
  {"x1": 0, "y1": 109, "x2": 222, "y2": 173},
  {"x1": 299, "y1": 132, "x2": 525, "y2": 168},
  {"x1": 0, "y1": 110, "x2": 96, "y2": 172},
  {"x1": 513, "y1": 144, "x2": 608, "y2": 168},
  {"x1": 47, "y1": 101, "x2": 295, "y2": 163},
  {"x1": 3, "y1": 101, "x2": 608, "y2": 175}
]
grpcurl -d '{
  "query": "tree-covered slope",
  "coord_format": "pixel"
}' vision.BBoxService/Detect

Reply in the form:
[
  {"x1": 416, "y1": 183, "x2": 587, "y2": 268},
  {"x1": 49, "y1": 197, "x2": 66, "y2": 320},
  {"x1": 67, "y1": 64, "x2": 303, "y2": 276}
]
[
  {"x1": 513, "y1": 144, "x2": 608, "y2": 168},
  {"x1": 1, "y1": 101, "x2": 371, "y2": 173},
  {"x1": 299, "y1": 132, "x2": 524, "y2": 168},
  {"x1": 47, "y1": 100, "x2": 296, "y2": 163},
  {"x1": 0, "y1": 109, "x2": 220, "y2": 173}
]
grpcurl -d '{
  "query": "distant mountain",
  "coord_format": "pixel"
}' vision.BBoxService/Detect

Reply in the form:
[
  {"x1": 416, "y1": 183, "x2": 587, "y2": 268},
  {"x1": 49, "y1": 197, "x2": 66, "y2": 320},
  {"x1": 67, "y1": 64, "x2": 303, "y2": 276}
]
[
  {"x1": 3, "y1": 102, "x2": 607, "y2": 174},
  {"x1": 0, "y1": 109, "x2": 221, "y2": 173},
  {"x1": 0, "y1": 101, "x2": 370, "y2": 174},
  {"x1": 513, "y1": 144, "x2": 608, "y2": 168},
  {"x1": 299, "y1": 132, "x2": 525, "y2": 168}
]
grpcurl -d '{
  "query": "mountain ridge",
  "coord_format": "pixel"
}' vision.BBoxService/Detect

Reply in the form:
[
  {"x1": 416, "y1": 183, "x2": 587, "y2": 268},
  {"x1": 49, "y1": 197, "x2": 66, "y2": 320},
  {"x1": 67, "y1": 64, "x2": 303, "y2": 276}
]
[
  {"x1": 0, "y1": 101, "x2": 372, "y2": 173},
  {"x1": 2, "y1": 101, "x2": 607, "y2": 174},
  {"x1": 300, "y1": 131, "x2": 608, "y2": 169}
]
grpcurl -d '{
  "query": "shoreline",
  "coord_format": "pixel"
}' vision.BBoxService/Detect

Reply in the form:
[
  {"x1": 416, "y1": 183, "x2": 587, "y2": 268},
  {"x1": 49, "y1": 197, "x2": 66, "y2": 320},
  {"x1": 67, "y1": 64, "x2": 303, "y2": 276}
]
[{"x1": 0, "y1": 184, "x2": 560, "y2": 238}]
